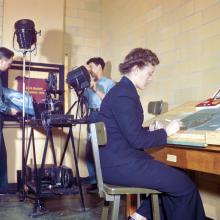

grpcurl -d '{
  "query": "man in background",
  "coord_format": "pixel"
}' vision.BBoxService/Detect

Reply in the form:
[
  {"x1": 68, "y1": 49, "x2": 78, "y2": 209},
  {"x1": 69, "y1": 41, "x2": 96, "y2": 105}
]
[
  {"x1": 84, "y1": 57, "x2": 115, "y2": 193},
  {"x1": 0, "y1": 47, "x2": 18, "y2": 194}
]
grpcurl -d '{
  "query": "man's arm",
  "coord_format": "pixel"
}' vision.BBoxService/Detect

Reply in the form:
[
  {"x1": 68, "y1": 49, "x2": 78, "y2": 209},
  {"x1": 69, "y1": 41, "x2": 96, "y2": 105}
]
[
  {"x1": 90, "y1": 79, "x2": 115, "y2": 100},
  {"x1": 111, "y1": 96, "x2": 167, "y2": 149},
  {"x1": 0, "y1": 99, "x2": 11, "y2": 114},
  {"x1": 0, "y1": 99, "x2": 18, "y2": 115},
  {"x1": 91, "y1": 85, "x2": 105, "y2": 99}
]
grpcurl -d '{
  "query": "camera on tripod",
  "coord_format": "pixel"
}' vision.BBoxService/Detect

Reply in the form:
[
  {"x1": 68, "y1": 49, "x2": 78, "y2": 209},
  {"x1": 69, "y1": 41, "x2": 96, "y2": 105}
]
[
  {"x1": 47, "y1": 72, "x2": 57, "y2": 93},
  {"x1": 44, "y1": 72, "x2": 63, "y2": 113}
]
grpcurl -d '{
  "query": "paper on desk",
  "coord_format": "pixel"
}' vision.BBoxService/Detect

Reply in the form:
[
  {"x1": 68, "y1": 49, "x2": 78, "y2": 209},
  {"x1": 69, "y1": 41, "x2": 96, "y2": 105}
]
[{"x1": 167, "y1": 131, "x2": 207, "y2": 147}]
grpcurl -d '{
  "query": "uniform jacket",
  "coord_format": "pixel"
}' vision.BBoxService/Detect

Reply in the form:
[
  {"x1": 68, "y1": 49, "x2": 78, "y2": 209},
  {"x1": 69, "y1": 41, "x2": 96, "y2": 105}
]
[{"x1": 99, "y1": 76, "x2": 167, "y2": 168}]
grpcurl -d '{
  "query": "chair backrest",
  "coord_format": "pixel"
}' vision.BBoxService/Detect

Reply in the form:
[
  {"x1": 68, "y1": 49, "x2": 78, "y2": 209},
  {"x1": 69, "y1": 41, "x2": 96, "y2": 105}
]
[{"x1": 89, "y1": 122, "x2": 107, "y2": 198}]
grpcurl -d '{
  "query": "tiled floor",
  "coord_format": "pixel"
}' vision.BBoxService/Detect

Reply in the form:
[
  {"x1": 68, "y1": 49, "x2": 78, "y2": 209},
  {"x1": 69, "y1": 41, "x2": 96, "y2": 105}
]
[
  {"x1": 0, "y1": 189, "x2": 126, "y2": 220},
  {"x1": 0, "y1": 192, "x2": 215, "y2": 220}
]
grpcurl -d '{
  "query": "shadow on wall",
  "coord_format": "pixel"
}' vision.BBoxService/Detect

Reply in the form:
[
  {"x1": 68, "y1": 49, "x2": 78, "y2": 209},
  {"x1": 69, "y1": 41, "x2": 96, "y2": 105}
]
[
  {"x1": 40, "y1": 29, "x2": 71, "y2": 64},
  {"x1": 63, "y1": 31, "x2": 76, "y2": 70},
  {"x1": 104, "y1": 60, "x2": 112, "y2": 79}
]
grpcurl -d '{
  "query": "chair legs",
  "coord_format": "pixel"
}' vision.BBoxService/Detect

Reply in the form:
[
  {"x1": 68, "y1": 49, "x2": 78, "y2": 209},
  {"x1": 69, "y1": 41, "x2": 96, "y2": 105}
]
[
  {"x1": 103, "y1": 193, "x2": 161, "y2": 220},
  {"x1": 151, "y1": 194, "x2": 160, "y2": 220},
  {"x1": 137, "y1": 194, "x2": 141, "y2": 208},
  {"x1": 111, "y1": 195, "x2": 121, "y2": 220}
]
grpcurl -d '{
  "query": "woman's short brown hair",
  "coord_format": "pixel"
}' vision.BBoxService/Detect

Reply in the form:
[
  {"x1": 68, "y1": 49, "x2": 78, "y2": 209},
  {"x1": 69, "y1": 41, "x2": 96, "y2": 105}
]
[{"x1": 119, "y1": 48, "x2": 159, "y2": 74}]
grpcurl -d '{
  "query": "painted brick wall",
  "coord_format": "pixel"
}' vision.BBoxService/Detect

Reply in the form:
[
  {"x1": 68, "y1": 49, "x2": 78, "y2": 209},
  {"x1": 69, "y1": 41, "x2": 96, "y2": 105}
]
[
  {"x1": 65, "y1": 0, "x2": 101, "y2": 68},
  {"x1": 100, "y1": 2, "x2": 220, "y2": 218},
  {"x1": 101, "y1": 0, "x2": 220, "y2": 115},
  {"x1": 1, "y1": 1, "x2": 220, "y2": 217},
  {"x1": 0, "y1": 0, "x2": 4, "y2": 45},
  {"x1": 64, "y1": 0, "x2": 102, "y2": 177}
]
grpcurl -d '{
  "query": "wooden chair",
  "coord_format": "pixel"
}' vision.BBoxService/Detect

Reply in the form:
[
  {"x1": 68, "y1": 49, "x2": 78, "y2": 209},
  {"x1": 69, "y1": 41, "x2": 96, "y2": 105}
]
[{"x1": 89, "y1": 122, "x2": 161, "y2": 220}]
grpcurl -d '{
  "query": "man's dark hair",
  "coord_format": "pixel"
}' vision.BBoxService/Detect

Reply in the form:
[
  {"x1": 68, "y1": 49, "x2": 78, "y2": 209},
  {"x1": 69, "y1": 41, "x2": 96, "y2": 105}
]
[
  {"x1": 119, "y1": 48, "x2": 159, "y2": 74},
  {"x1": 86, "y1": 57, "x2": 105, "y2": 70},
  {"x1": 0, "y1": 47, "x2": 14, "y2": 60}
]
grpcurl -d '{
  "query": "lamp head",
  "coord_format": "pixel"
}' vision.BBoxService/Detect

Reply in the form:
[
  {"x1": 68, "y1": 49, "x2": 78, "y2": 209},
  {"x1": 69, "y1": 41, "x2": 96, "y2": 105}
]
[{"x1": 14, "y1": 19, "x2": 37, "y2": 50}]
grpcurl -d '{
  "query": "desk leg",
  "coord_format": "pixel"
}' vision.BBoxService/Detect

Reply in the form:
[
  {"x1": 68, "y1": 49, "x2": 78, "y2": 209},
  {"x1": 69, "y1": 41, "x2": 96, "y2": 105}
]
[{"x1": 126, "y1": 195, "x2": 137, "y2": 217}]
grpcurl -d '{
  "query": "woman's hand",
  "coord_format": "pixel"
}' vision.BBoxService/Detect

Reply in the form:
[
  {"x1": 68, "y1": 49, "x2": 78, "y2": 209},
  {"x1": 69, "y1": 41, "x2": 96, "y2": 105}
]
[
  {"x1": 165, "y1": 120, "x2": 181, "y2": 136},
  {"x1": 149, "y1": 120, "x2": 164, "y2": 131}
]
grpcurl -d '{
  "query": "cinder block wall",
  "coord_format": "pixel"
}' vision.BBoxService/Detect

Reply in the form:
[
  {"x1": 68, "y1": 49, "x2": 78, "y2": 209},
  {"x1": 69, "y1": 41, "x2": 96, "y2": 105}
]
[
  {"x1": 64, "y1": 0, "x2": 102, "y2": 177},
  {"x1": 0, "y1": 0, "x2": 3, "y2": 44},
  {"x1": 0, "y1": 0, "x2": 219, "y2": 218},
  {"x1": 100, "y1": 1, "x2": 220, "y2": 219},
  {"x1": 64, "y1": 0, "x2": 101, "y2": 68},
  {"x1": 101, "y1": 0, "x2": 220, "y2": 117}
]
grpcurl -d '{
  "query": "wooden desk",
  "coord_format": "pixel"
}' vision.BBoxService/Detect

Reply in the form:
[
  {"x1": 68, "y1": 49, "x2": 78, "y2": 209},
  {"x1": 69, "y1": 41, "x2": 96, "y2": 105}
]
[
  {"x1": 146, "y1": 144, "x2": 220, "y2": 175},
  {"x1": 126, "y1": 101, "x2": 220, "y2": 215},
  {"x1": 126, "y1": 144, "x2": 220, "y2": 216}
]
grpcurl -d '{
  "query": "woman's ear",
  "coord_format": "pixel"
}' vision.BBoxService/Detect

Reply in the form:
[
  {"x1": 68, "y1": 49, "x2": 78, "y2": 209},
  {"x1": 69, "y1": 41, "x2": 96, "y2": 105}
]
[{"x1": 131, "y1": 65, "x2": 139, "y2": 75}]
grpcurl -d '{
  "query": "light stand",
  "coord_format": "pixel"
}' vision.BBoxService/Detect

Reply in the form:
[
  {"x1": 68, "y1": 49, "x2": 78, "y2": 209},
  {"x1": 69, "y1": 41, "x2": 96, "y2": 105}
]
[
  {"x1": 13, "y1": 19, "x2": 39, "y2": 200},
  {"x1": 20, "y1": 51, "x2": 27, "y2": 200}
]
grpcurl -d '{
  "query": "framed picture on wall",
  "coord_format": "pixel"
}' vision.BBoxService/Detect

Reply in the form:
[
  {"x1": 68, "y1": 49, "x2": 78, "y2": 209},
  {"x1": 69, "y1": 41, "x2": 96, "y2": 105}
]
[{"x1": 3, "y1": 60, "x2": 64, "y2": 120}]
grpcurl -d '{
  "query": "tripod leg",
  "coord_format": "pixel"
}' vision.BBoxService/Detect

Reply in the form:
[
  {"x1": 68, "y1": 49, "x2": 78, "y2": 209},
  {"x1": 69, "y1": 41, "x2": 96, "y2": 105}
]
[
  {"x1": 60, "y1": 128, "x2": 71, "y2": 166},
  {"x1": 19, "y1": 127, "x2": 33, "y2": 199},
  {"x1": 32, "y1": 129, "x2": 39, "y2": 194},
  {"x1": 31, "y1": 199, "x2": 48, "y2": 218},
  {"x1": 49, "y1": 129, "x2": 57, "y2": 165},
  {"x1": 32, "y1": 128, "x2": 50, "y2": 216},
  {"x1": 22, "y1": 128, "x2": 37, "y2": 195},
  {"x1": 70, "y1": 127, "x2": 86, "y2": 211},
  {"x1": 20, "y1": 118, "x2": 26, "y2": 201},
  {"x1": 25, "y1": 127, "x2": 33, "y2": 165}
]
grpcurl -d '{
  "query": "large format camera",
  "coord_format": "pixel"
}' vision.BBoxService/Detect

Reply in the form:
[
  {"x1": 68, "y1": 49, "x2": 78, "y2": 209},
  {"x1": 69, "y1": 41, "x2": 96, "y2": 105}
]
[
  {"x1": 41, "y1": 66, "x2": 91, "y2": 127},
  {"x1": 47, "y1": 72, "x2": 58, "y2": 93},
  {"x1": 44, "y1": 72, "x2": 63, "y2": 113},
  {"x1": 40, "y1": 72, "x2": 65, "y2": 128}
]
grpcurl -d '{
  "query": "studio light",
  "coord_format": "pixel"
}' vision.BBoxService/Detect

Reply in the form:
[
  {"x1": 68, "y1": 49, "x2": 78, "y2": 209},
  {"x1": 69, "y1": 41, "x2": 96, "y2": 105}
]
[
  {"x1": 66, "y1": 66, "x2": 91, "y2": 94},
  {"x1": 12, "y1": 19, "x2": 39, "y2": 201},
  {"x1": 14, "y1": 19, "x2": 37, "y2": 50}
]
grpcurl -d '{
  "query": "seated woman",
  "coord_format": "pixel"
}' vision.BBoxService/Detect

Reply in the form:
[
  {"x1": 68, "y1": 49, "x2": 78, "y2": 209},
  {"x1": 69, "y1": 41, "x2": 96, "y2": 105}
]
[{"x1": 99, "y1": 48, "x2": 205, "y2": 220}]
